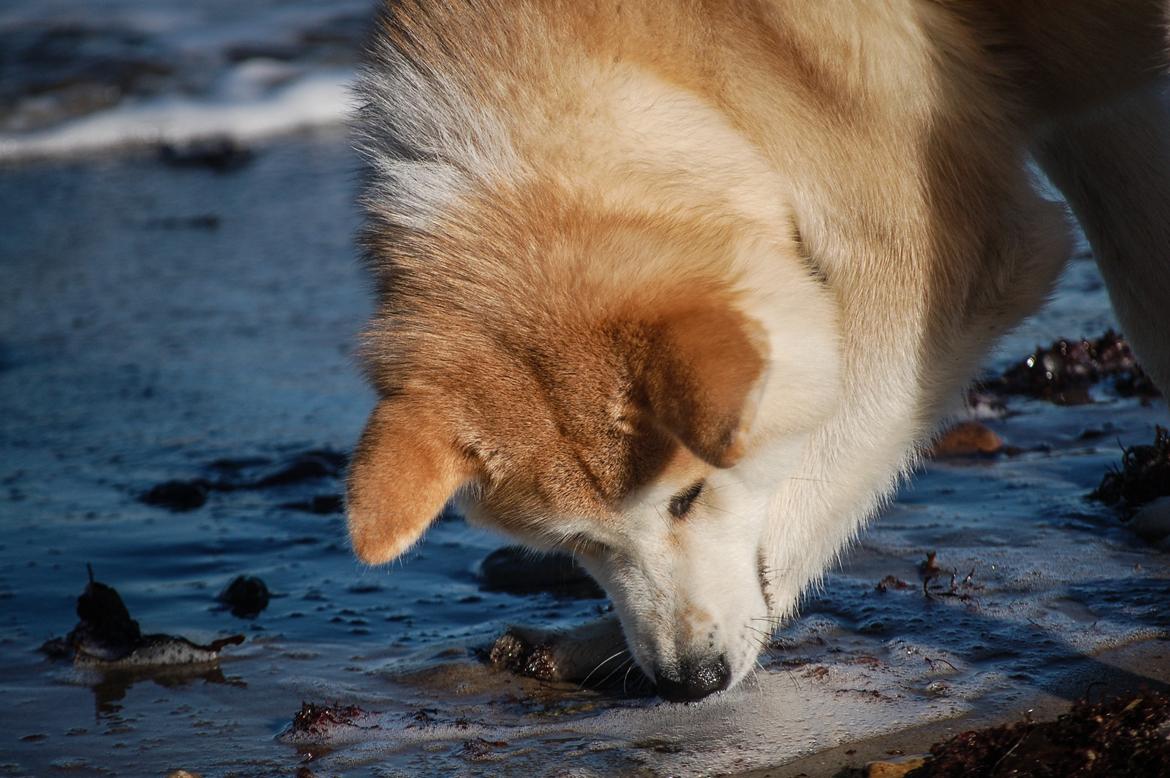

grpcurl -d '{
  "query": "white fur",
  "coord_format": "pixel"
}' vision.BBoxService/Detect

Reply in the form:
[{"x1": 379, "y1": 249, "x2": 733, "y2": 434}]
[{"x1": 356, "y1": 0, "x2": 1170, "y2": 697}]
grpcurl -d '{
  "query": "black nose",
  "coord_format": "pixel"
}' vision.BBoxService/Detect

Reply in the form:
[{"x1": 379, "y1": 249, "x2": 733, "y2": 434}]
[{"x1": 654, "y1": 655, "x2": 731, "y2": 702}]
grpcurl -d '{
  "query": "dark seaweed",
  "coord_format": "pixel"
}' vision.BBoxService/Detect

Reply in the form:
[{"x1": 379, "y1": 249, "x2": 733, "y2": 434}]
[
  {"x1": 986, "y1": 330, "x2": 1159, "y2": 405},
  {"x1": 1090, "y1": 426, "x2": 1170, "y2": 515},
  {"x1": 911, "y1": 689, "x2": 1170, "y2": 777},
  {"x1": 290, "y1": 703, "x2": 369, "y2": 737}
]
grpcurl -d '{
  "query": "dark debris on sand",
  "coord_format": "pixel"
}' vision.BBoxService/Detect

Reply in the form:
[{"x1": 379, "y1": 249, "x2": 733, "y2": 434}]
[
  {"x1": 41, "y1": 566, "x2": 244, "y2": 665},
  {"x1": 290, "y1": 702, "x2": 370, "y2": 737},
  {"x1": 478, "y1": 546, "x2": 605, "y2": 600},
  {"x1": 1090, "y1": 426, "x2": 1170, "y2": 516},
  {"x1": 907, "y1": 689, "x2": 1170, "y2": 777},
  {"x1": 139, "y1": 448, "x2": 348, "y2": 512},
  {"x1": 159, "y1": 137, "x2": 254, "y2": 172},
  {"x1": 217, "y1": 575, "x2": 270, "y2": 619},
  {"x1": 984, "y1": 330, "x2": 1160, "y2": 406}
]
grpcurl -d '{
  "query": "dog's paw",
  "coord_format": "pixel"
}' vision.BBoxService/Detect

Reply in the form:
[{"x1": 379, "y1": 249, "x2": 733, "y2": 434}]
[{"x1": 487, "y1": 626, "x2": 564, "y2": 681}]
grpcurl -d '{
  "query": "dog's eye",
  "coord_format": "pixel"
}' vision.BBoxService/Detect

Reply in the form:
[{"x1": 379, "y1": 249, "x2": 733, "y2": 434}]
[{"x1": 668, "y1": 480, "x2": 704, "y2": 519}]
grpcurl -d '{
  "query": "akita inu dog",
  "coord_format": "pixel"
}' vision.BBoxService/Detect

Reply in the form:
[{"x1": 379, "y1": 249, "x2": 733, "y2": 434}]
[{"x1": 346, "y1": 0, "x2": 1170, "y2": 701}]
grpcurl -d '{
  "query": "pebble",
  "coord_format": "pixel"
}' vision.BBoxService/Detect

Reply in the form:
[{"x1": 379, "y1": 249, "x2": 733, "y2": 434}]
[{"x1": 930, "y1": 421, "x2": 1003, "y2": 457}]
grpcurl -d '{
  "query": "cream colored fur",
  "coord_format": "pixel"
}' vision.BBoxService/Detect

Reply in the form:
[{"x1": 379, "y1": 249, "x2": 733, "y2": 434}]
[{"x1": 349, "y1": 0, "x2": 1170, "y2": 698}]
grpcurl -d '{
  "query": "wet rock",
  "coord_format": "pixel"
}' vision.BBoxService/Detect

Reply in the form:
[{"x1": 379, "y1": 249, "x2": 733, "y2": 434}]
[
  {"x1": 280, "y1": 493, "x2": 343, "y2": 514},
  {"x1": 143, "y1": 449, "x2": 350, "y2": 513},
  {"x1": 254, "y1": 450, "x2": 346, "y2": 487},
  {"x1": 159, "y1": 138, "x2": 254, "y2": 173},
  {"x1": 488, "y1": 628, "x2": 560, "y2": 681},
  {"x1": 42, "y1": 567, "x2": 244, "y2": 666},
  {"x1": 140, "y1": 479, "x2": 210, "y2": 511},
  {"x1": 217, "y1": 575, "x2": 270, "y2": 618},
  {"x1": 478, "y1": 546, "x2": 604, "y2": 599},
  {"x1": 865, "y1": 755, "x2": 926, "y2": 778},
  {"x1": 986, "y1": 329, "x2": 1159, "y2": 405},
  {"x1": 930, "y1": 421, "x2": 1004, "y2": 458},
  {"x1": 1090, "y1": 425, "x2": 1170, "y2": 517},
  {"x1": 71, "y1": 566, "x2": 142, "y2": 659}
]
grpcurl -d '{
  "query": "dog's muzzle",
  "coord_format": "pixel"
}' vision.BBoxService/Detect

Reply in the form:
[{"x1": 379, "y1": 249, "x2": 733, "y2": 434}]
[{"x1": 653, "y1": 654, "x2": 731, "y2": 702}]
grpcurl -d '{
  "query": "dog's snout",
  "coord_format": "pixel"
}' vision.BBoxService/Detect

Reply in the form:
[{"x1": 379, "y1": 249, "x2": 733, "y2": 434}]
[{"x1": 654, "y1": 655, "x2": 730, "y2": 702}]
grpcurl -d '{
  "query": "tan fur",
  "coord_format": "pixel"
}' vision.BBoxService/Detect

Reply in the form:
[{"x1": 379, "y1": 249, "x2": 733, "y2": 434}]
[{"x1": 348, "y1": 0, "x2": 1170, "y2": 695}]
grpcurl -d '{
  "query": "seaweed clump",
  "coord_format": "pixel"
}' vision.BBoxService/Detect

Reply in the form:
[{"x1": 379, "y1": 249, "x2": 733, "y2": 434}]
[
  {"x1": 910, "y1": 689, "x2": 1170, "y2": 777},
  {"x1": 290, "y1": 702, "x2": 368, "y2": 737},
  {"x1": 1090, "y1": 426, "x2": 1170, "y2": 516},
  {"x1": 989, "y1": 330, "x2": 1159, "y2": 405}
]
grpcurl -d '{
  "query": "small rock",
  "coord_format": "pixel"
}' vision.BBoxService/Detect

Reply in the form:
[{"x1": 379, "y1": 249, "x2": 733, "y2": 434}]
[
  {"x1": 255, "y1": 451, "x2": 346, "y2": 488},
  {"x1": 478, "y1": 546, "x2": 604, "y2": 599},
  {"x1": 217, "y1": 575, "x2": 270, "y2": 618},
  {"x1": 865, "y1": 755, "x2": 927, "y2": 778},
  {"x1": 930, "y1": 421, "x2": 1003, "y2": 457},
  {"x1": 159, "y1": 137, "x2": 253, "y2": 172},
  {"x1": 140, "y1": 479, "x2": 210, "y2": 511},
  {"x1": 280, "y1": 494, "x2": 343, "y2": 514}
]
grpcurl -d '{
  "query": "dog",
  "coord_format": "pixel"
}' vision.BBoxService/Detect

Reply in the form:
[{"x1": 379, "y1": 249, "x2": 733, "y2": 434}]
[{"x1": 345, "y1": 0, "x2": 1170, "y2": 702}]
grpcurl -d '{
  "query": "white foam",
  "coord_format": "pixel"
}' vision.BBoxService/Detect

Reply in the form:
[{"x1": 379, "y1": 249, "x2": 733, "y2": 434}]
[{"x1": 0, "y1": 67, "x2": 354, "y2": 162}]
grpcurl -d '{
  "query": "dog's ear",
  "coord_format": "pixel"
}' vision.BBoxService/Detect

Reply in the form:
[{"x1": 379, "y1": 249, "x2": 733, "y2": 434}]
[
  {"x1": 346, "y1": 398, "x2": 471, "y2": 564},
  {"x1": 639, "y1": 301, "x2": 767, "y2": 468}
]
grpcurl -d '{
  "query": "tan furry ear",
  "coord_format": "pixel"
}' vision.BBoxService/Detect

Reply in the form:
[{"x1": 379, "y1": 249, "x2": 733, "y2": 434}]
[
  {"x1": 640, "y1": 301, "x2": 766, "y2": 468},
  {"x1": 346, "y1": 398, "x2": 470, "y2": 564}
]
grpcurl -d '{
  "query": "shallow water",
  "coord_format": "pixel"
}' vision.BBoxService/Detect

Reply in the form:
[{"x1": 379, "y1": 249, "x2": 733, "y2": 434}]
[
  {"x1": 2, "y1": 132, "x2": 1168, "y2": 776},
  {"x1": 0, "y1": 0, "x2": 370, "y2": 158}
]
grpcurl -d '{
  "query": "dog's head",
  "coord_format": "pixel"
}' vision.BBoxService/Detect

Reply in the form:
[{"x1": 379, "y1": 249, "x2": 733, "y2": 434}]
[{"x1": 347, "y1": 209, "x2": 840, "y2": 700}]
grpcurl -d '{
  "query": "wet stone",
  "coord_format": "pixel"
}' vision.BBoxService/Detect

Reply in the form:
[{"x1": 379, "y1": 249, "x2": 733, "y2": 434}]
[
  {"x1": 140, "y1": 479, "x2": 210, "y2": 511},
  {"x1": 217, "y1": 575, "x2": 270, "y2": 619},
  {"x1": 478, "y1": 546, "x2": 604, "y2": 599},
  {"x1": 930, "y1": 421, "x2": 1004, "y2": 458},
  {"x1": 280, "y1": 494, "x2": 343, "y2": 514},
  {"x1": 254, "y1": 450, "x2": 346, "y2": 488},
  {"x1": 159, "y1": 138, "x2": 254, "y2": 173}
]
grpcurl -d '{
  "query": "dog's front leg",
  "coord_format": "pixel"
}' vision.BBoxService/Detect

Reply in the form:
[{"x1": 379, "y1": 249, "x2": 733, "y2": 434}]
[{"x1": 488, "y1": 615, "x2": 642, "y2": 688}]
